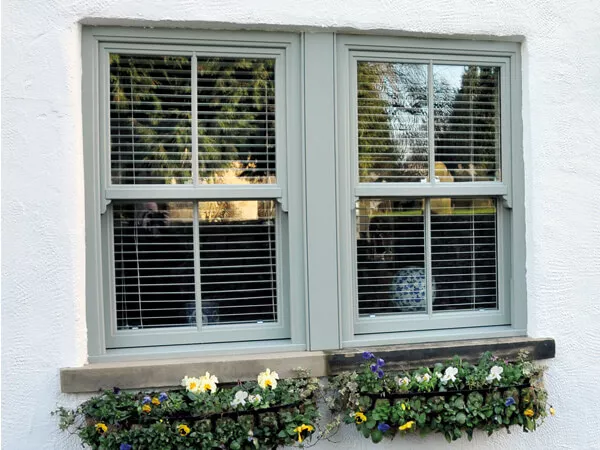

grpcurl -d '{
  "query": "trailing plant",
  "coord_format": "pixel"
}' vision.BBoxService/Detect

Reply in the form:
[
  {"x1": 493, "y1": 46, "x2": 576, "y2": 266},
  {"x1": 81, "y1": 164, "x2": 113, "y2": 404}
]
[
  {"x1": 55, "y1": 352, "x2": 553, "y2": 448},
  {"x1": 54, "y1": 368, "x2": 320, "y2": 450},
  {"x1": 328, "y1": 351, "x2": 553, "y2": 444}
]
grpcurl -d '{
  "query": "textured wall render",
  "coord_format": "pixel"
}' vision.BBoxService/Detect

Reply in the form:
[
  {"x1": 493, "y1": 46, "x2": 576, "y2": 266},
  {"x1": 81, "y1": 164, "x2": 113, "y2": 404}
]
[{"x1": 2, "y1": 0, "x2": 600, "y2": 448}]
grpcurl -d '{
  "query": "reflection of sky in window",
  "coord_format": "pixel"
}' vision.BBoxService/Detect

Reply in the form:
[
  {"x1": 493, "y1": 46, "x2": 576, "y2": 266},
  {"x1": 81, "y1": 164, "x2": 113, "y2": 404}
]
[
  {"x1": 380, "y1": 63, "x2": 429, "y2": 160},
  {"x1": 434, "y1": 65, "x2": 466, "y2": 91}
]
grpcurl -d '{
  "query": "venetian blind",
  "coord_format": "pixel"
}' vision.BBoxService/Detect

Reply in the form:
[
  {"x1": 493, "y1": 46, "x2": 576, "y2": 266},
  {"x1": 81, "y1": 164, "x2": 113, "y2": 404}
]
[
  {"x1": 356, "y1": 62, "x2": 500, "y2": 184},
  {"x1": 355, "y1": 198, "x2": 498, "y2": 317},
  {"x1": 109, "y1": 52, "x2": 281, "y2": 333},
  {"x1": 113, "y1": 201, "x2": 278, "y2": 330}
]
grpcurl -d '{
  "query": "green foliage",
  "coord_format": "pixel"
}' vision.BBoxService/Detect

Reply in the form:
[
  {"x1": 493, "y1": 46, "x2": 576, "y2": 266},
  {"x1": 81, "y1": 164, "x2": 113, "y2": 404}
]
[
  {"x1": 328, "y1": 351, "x2": 551, "y2": 443},
  {"x1": 54, "y1": 377, "x2": 320, "y2": 450},
  {"x1": 54, "y1": 352, "x2": 552, "y2": 448}
]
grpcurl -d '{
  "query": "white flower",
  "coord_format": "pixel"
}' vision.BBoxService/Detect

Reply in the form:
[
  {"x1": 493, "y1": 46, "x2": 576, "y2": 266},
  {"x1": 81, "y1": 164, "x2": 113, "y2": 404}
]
[
  {"x1": 257, "y1": 368, "x2": 279, "y2": 390},
  {"x1": 231, "y1": 390, "x2": 249, "y2": 407},
  {"x1": 397, "y1": 376, "x2": 411, "y2": 387},
  {"x1": 415, "y1": 373, "x2": 432, "y2": 383},
  {"x1": 441, "y1": 366, "x2": 459, "y2": 384},
  {"x1": 248, "y1": 394, "x2": 262, "y2": 405},
  {"x1": 486, "y1": 365, "x2": 503, "y2": 383},
  {"x1": 198, "y1": 371, "x2": 219, "y2": 393},
  {"x1": 181, "y1": 376, "x2": 202, "y2": 394},
  {"x1": 435, "y1": 372, "x2": 443, "y2": 379}
]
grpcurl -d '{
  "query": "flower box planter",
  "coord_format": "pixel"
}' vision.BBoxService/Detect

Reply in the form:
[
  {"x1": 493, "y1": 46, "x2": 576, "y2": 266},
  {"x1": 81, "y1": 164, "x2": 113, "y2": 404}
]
[
  {"x1": 55, "y1": 352, "x2": 552, "y2": 449},
  {"x1": 55, "y1": 370, "x2": 320, "y2": 450},
  {"x1": 331, "y1": 351, "x2": 551, "y2": 444}
]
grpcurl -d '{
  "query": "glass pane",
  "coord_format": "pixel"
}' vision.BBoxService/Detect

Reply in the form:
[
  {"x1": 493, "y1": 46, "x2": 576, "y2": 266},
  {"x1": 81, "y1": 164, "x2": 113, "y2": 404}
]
[
  {"x1": 431, "y1": 198, "x2": 498, "y2": 311},
  {"x1": 198, "y1": 200, "x2": 278, "y2": 325},
  {"x1": 356, "y1": 199, "x2": 426, "y2": 316},
  {"x1": 113, "y1": 202, "x2": 195, "y2": 329},
  {"x1": 433, "y1": 65, "x2": 501, "y2": 182},
  {"x1": 197, "y1": 58, "x2": 276, "y2": 184},
  {"x1": 357, "y1": 62, "x2": 429, "y2": 183},
  {"x1": 110, "y1": 54, "x2": 193, "y2": 185}
]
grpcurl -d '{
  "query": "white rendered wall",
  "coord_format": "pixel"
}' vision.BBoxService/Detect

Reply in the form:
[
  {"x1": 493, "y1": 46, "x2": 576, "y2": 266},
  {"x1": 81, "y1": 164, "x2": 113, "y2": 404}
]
[{"x1": 2, "y1": 0, "x2": 600, "y2": 448}]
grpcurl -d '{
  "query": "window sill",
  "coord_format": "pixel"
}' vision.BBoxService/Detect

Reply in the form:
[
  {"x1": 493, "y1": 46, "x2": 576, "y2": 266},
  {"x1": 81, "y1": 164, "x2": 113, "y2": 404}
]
[{"x1": 60, "y1": 336, "x2": 554, "y2": 393}]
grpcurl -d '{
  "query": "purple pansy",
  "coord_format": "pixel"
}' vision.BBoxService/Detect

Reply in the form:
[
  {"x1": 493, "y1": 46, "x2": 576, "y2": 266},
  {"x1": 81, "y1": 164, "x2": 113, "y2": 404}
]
[
  {"x1": 158, "y1": 392, "x2": 168, "y2": 402},
  {"x1": 377, "y1": 358, "x2": 385, "y2": 367},
  {"x1": 120, "y1": 444, "x2": 132, "y2": 450},
  {"x1": 362, "y1": 351, "x2": 374, "y2": 360},
  {"x1": 377, "y1": 423, "x2": 391, "y2": 433},
  {"x1": 142, "y1": 396, "x2": 151, "y2": 405},
  {"x1": 113, "y1": 387, "x2": 121, "y2": 395},
  {"x1": 505, "y1": 397, "x2": 515, "y2": 407},
  {"x1": 370, "y1": 364, "x2": 378, "y2": 373},
  {"x1": 377, "y1": 369, "x2": 385, "y2": 379}
]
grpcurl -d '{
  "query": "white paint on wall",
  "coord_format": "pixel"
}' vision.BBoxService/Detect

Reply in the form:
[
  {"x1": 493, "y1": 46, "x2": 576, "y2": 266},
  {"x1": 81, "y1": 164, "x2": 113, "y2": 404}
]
[{"x1": 2, "y1": 0, "x2": 600, "y2": 448}]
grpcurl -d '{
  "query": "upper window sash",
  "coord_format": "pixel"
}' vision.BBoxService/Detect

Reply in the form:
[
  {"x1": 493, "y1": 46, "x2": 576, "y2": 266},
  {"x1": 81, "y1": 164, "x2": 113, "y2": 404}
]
[
  {"x1": 337, "y1": 36, "x2": 518, "y2": 205},
  {"x1": 98, "y1": 42, "x2": 292, "y2": 207}
]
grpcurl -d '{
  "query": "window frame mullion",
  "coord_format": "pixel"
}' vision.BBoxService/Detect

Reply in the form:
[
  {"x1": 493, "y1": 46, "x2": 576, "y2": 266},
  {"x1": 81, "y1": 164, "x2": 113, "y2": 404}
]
[
  {"x1": 425, "y1": 198, "x2": 433, "y2": 317},
  {"x1": 428, "y1": 60, "x2": 435, "y2": 184},
  {"x1": 191, "y1": 53, "x2": 199, "y2": 186}
]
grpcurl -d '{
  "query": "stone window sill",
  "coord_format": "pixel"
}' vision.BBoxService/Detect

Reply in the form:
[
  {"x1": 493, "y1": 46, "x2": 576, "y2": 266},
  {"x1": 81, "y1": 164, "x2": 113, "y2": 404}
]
[{"x1": 60, "y1": 336, "x2": 555, "y2": 393}]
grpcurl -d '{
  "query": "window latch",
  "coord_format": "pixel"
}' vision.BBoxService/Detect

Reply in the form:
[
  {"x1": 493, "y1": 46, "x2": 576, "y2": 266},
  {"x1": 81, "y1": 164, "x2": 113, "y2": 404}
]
[
  {"x1": 101, "y1": 197, "x2": 112, "y2": 215},
  {"x1": 502, "y1": 191, "x2": 512, "y2": 209},
  {"x1": 276, "y1": 195, "x2": 288, "y2": 213}
]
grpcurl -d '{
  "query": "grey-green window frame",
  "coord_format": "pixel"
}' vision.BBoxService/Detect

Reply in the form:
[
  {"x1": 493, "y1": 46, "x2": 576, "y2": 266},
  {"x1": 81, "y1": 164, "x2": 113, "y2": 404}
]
[
  {"x1": 83, "y1": 28, "x2": 525, "y2": 361},
  {"x1": 335, "y1": 35, "x2": 525, "y2": 347},
  {"x1": 83, "y1": 28, "x2": 307, "y2": 359}
]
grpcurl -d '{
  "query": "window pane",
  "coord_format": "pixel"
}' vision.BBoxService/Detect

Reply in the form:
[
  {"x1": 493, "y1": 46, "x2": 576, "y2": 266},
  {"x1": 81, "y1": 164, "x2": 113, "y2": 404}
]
[
  {"x1": 357, "y1": 62, "x2": 429, "y2": 183},
  {"x1": 433, "y1": 65, "x2": 501, "y2": 182},
  {"x1": 113, "y1": 202, "x2": 195, "y2": 329},
  {"x1": 113, "y1": 200, "x2": 279, "y2": 329},
  {"x1": 431, "y1": 198, "x2": 498, "y2": 311},
  {"x1": 198, "y1": 200, "x2": 278, "y2": 325},
  {"x1": 198, "y1": 58, "x2": 276, "y2": 184},
  {"x1": 356, "y1": 199, "x2": 426, "y2": 316},
  {"x1": 110, "y1": 54, "x2": 193, "y2": 185}
]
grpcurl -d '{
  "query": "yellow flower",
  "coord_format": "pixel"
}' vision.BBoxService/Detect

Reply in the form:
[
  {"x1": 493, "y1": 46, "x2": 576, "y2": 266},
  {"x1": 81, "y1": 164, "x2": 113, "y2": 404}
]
[
  {"x1": 142, "y1": 404, "x2": 151, "y2": 413},
  {"x1": 293, "y1": 424, "x2": 315, "y2": 443},
  {"x1": 95, "y1": 423, "x2": 108, "y2": 434},
  {"x1": 151, "y1": 397, "x2": 160, "y2": 405},
  {"x1": 401, "y1": 403, "x2": 406, "y2": 411},
  {"x1": 257, "y1": 368, "x2": 279, "y2": 390},
  {"x1": 524, "y1": 408, "x2": 534, "y2": 417},
  {"x1": 549, "y1": 407, "x2": 555, "y2": 416},
  {"x1": 354, "y1": 412, "x2": 367, "y2": 424},
  {"x1": 399, "y1": 421, "x2": 415, "y2": 431},
  {"x1": 177, "y1": 424, "x2": 191, "y2": 436}
]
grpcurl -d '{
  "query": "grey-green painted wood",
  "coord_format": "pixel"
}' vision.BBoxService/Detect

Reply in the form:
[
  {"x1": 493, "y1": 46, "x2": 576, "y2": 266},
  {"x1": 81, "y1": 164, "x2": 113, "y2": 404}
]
[
  {"x1": 83, "y1": 29, "x2": 106, "y2": 357},
  {"x1": 335, "y1": 34, "x2": 522, "y2": 345},
  {"x1": 303, "y1": 33, "x2": 341, "y2": 350},
  {"x1": 84, "y1": 27, "x2": 304, "y2": 354},
  {"x1": 83, "y1": 27, "x2": 525, "y2": 360}
]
